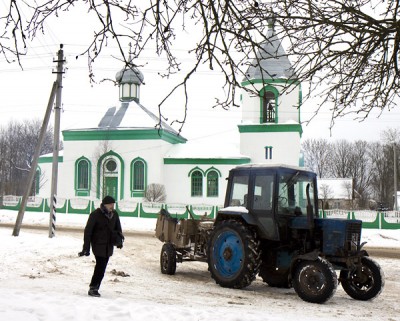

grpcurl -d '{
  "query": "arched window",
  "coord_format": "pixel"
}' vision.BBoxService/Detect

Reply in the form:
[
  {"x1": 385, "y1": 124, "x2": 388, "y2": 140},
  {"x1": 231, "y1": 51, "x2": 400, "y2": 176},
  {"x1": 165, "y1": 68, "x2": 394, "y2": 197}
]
[
  {"x1": 131, "y1": 158, "x2": 147, "y2": 197},
  {"x1": 207, "y1": 171, "x2": 219, "y2": 197},
  {"x1": 133, "y1": 160, "x2": 145, "y2": 190},
  {"x1": 191, "y1": 170, "x2": 203, "y2": 197},
  {"x1": 262, "y1": 90, "x2": 276, "y2": 123},
  {"x1": 77, "y1": 160, "x2": 89, "y2": 189},
  {"x1": 75, "y1": 157, "x2": 91, "y2": 196}
]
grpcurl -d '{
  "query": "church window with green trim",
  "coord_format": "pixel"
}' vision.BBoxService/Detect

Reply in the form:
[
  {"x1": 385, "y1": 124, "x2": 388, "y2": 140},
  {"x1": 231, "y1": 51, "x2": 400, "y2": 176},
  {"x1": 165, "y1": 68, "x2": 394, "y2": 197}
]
[
  {"x1": 133, "y1": 161, "x2": 144, "y2": 190},
  {"x1": 131, "y1": 158, "x2": 147, "y2": 197},
  {"x1": 191, "y1": 170, "x2": 203, "y2": 197},
  {"x1": 207, "y1": 170, "x2": 219, "y2": 197},
  {"x1": 75, "y1": 157, "x2": 91, "y2": 196},
  {"x1": 262, "y1": 90, "x2": 276, "y2": 123}
]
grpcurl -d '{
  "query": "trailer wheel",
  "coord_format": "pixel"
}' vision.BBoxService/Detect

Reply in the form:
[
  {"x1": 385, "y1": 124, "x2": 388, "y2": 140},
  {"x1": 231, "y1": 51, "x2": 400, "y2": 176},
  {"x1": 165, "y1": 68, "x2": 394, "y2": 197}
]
[
  {"x1": 160, "y1": 243, "x2": 176, "y2": 275},
  {"x1": 207, "y1": 219, "x2": 260, "y2": 289},
  {"x1": 293, "y1": 258, "x2": 337, "y2": 303},
  {"x1": 340, "y1": 257, "x2": 384, "y2": 301}
]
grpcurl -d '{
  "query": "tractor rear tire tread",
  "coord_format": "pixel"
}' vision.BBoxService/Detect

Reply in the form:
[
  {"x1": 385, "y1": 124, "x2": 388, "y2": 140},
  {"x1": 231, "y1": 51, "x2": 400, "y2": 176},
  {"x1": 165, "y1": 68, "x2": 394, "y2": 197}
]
[{"x1": 207, "y1": 219, "x2": 261, "y2": 289}]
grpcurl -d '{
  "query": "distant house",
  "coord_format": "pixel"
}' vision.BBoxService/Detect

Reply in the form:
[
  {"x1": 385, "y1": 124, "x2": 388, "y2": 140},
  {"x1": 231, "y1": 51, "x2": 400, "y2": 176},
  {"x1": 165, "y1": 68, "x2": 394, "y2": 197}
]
[{"x1": 317, "y1": 178, "x2": 353, "y2": 210}]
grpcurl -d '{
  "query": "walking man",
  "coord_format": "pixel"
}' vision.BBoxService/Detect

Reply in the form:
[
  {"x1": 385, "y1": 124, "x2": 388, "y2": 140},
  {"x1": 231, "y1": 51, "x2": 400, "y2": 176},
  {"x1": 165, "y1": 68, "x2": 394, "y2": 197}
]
[{"x1": 78, "y1": 195, "x2": 123, "y2": 297}]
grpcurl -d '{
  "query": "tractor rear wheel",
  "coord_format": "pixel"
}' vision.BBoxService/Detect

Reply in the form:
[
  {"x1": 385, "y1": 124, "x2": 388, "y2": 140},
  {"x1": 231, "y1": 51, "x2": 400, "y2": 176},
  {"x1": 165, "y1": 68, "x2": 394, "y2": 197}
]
[
  {"x1": 340, "y1": 257, "x2": 384, "y2": 301},
  {"x1": 160, "y1": 243, "x2": 177, "y2": 275},
  {"x1": 293, "y1": 258, "x2": 337, "y2": 303},
  {"x1": 207, "y1": 219, "x2": 261, "y2": 289}
]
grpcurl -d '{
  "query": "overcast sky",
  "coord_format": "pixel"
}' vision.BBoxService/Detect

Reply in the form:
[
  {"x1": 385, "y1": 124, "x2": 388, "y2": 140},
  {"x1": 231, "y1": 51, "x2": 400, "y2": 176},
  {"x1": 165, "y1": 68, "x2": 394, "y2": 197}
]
[{"x1": 0, "y1": 3, "x2": 399, "y2": 144}]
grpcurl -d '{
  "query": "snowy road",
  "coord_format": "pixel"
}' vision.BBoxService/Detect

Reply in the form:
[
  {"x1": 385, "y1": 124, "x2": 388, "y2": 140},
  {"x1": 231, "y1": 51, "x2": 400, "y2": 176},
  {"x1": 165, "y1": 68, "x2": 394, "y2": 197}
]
[
  {"x1": 4, "y1": 222, "x2": 399, "y2": 258},
  {"x1": 0, "y1": 226, "x2": 399, "y2": 321}
]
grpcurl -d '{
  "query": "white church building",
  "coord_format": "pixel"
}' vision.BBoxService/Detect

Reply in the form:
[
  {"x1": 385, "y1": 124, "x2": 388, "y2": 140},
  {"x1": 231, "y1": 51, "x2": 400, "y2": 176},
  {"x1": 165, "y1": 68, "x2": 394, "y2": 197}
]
[{"x1": 37, "y1": 24, "x2": 303, "y2": 207}]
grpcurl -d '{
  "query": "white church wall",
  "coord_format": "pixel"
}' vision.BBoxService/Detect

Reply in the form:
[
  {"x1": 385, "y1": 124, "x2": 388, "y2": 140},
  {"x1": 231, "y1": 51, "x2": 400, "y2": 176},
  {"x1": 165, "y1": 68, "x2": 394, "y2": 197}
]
[
  {"x1": 163, "y1": 164, "x2": 232, "y2": 206},
  {"x1": 109, "y1": 139, "x2": 168, "y2": 200},
  {"x1": 37, "y1": 161, "x2": 56, "y2": 199},
  {"x1": 39, "y1": 137, "x2": 173, "y2": 201},
  {"x1": 60, "y1": 140, "x2": 104, "y2": 199},
  {"x1": 277, "y1": 89, "x2": 300, "y2": 123},
  {"x1": 240, "y1": 131, "x2": 301, "y2": 166},
  {"x1": 241, "y1": 82, "x2": 300, "y2": 124},
  {"x1": 241, "y1": 85, "x2": 261, "y2": 124}
]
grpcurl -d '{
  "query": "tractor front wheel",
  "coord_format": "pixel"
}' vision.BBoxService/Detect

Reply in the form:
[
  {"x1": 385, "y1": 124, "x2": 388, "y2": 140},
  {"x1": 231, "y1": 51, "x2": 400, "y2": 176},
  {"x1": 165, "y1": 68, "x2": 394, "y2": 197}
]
[
  {"x1": 160, "y1": 243, "x2": 177, "y2": 275},
  {"x1": 207, "y1": 219, "x2": 261, "y2": 289},
  {"x1": 340, "y1": 257, "x2": 384, "y2": 301},
  {"x1": 293, "y1": 258, "x2": 337, "y2": 303}
]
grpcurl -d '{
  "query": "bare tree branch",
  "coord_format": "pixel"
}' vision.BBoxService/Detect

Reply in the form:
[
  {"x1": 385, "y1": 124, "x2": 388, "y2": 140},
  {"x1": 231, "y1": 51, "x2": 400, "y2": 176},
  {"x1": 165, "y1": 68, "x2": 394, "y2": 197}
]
[{"x1": 3, "y1": 0, "x2": 400, "y2": 130}]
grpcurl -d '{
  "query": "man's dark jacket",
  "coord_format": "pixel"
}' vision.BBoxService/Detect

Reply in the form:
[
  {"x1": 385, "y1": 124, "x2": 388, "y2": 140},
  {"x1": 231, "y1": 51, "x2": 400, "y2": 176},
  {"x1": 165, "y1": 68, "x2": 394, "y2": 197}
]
[{"x1": 83, "y1": 206, "x2": 122, "y2": 257}]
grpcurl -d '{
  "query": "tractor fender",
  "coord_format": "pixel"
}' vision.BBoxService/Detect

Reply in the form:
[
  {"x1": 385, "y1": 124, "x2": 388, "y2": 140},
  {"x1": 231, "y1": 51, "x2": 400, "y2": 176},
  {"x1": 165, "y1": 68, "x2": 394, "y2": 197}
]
[
  {"x1": 359, "y1": 241, "x2": 368, "y2": 251},
  {"x1": 294, "y1": 249, "x2": 320, "y2": 261},
  {"x1": 360, "y1": 249, "x2": 369, "y2": 257},
  {"x1": 289, "y1": 249, "x2": 320, "y2": 277},
  {"x1": 215, "y1": 207, "x2": 258, "y2": 226}
]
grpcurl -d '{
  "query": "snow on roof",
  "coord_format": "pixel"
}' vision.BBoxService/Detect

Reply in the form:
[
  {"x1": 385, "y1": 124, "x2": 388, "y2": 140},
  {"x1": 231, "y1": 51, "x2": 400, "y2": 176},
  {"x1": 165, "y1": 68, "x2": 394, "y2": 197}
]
[
  {"x1": 38, "y1": 150, "x2": 64, "y2": 158},
  {"x1": 318, "y1": 178, "x2": 352, "y2": 200},
  {"x1": 97, "y1": 100, "x2": 180, "y2": 136},
  {"x1": 63, "y1": 100, "x2": 183, "y2": 138},
  {"x1": 244, "y1": 26, "x2": 297, "y2": 81}
]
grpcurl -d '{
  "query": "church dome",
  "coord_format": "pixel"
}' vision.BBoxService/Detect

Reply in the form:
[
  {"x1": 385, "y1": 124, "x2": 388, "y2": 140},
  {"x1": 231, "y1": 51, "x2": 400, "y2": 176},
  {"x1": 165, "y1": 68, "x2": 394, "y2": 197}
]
[
  {"x1": 115, "y1": 62, "x2": 144, "y2": 102},
  {"x1": 115, "y1": 64, "x2": 144, "y2": 85}
]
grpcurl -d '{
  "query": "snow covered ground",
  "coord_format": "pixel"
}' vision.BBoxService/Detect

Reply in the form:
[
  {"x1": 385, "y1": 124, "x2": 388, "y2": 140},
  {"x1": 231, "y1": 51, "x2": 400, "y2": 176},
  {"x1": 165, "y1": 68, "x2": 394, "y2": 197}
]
[{"x1": 0, "y1": 209, "x2": 400, "y2": 321}]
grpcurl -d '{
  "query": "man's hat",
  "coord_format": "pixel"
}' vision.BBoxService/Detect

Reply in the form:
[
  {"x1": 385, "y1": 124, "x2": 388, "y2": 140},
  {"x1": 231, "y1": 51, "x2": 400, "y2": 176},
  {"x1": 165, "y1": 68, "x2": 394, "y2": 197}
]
[{"x1": 102, "y1": 195, "x2": 116, "y2": 205}]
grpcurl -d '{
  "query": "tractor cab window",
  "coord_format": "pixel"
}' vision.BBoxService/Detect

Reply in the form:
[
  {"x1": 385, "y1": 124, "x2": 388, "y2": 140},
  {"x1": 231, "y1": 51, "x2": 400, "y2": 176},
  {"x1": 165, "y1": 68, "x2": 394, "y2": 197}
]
[
  {"x1": 253, "y1": 175, "x2": 274, "y2": 210},
  {"x1": 277, "y1": 172, "x2": 316, "y2": 216},
  {"x1": 228, "y1": 175, "x2": 249, "y2": 207}
]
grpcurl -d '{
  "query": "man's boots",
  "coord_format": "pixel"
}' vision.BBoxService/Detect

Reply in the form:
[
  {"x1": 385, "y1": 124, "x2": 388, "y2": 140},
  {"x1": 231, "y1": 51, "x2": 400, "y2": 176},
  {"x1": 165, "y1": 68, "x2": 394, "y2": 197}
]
[{"x1": 88, "y1": 286, "x2": 101, "y2": 297}]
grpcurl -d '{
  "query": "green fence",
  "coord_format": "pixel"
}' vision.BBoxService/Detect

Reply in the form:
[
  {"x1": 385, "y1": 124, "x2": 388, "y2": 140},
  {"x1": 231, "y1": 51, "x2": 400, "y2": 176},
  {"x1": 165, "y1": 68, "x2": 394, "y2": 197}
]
[
  {"x1": 322, "y1": 209, "x2": 400, "y2": 229},
  {"x1": 1, "y1": 195, "x2": 400, "y2": 228}
]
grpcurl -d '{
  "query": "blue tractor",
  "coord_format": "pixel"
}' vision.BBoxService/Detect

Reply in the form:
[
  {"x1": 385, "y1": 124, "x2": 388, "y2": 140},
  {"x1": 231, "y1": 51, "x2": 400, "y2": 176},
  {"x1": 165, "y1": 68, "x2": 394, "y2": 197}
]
[{"x1": 156, "y1": 164, "x2": 384, "y2": 303}]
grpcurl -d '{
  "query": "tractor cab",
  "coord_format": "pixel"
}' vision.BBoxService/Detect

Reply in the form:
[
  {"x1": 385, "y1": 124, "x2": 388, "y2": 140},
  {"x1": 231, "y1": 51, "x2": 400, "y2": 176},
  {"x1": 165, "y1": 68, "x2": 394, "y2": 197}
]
[{"x1": 218, "y1": 164, "x2": 319, "y2": 241}]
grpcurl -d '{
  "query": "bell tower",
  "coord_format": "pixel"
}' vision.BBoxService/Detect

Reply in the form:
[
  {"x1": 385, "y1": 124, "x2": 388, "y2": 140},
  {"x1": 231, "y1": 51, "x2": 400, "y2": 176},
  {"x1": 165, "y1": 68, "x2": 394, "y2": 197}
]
[{"x1": 239, "y1": 19, "x2": 303, "y2": 166}]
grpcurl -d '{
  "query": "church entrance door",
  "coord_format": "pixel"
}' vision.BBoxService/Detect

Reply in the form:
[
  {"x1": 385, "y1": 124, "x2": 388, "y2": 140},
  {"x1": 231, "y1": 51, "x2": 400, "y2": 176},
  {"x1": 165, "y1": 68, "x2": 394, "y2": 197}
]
[{"x1": 104, "y1": 176, "x2": 118, "y2": 200}]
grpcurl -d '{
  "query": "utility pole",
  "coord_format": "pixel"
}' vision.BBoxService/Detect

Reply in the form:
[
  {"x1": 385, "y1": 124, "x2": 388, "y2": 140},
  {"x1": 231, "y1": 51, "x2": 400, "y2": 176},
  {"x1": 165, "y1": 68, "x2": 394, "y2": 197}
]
[
  {"x1": 394, "y1": 142, "x2": 398, "y2": 211},
  {"x1": 12, "y1": 44, "x2": 65, "y2": 237},
  {"x1": 12, "y1": 82, "x2": 57, "y2": 236},
  {"x1": 48, "y1": 44, "x2": 65, "y2": 238}
]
